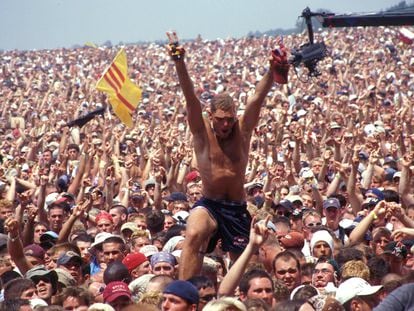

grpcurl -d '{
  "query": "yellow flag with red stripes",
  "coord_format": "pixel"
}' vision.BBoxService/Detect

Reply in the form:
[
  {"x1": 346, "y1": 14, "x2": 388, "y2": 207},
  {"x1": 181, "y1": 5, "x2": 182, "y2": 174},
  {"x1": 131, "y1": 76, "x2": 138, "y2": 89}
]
[{"x1": 96, "y1": 48, "x2": 141, "y2": 128}]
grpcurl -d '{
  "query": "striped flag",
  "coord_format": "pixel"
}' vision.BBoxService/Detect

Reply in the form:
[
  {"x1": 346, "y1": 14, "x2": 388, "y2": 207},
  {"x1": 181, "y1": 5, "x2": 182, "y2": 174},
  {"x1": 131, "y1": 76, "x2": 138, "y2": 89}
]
[{"x1": 96, "y1": 49, "x2": 142, "y2": 128}]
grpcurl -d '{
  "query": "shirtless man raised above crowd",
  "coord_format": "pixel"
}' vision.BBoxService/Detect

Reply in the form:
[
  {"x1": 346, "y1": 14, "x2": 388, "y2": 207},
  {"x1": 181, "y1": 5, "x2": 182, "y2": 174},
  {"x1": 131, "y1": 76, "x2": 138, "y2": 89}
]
[{"x1": 167, "y1": 32, "x2": 289, "y2": 280}]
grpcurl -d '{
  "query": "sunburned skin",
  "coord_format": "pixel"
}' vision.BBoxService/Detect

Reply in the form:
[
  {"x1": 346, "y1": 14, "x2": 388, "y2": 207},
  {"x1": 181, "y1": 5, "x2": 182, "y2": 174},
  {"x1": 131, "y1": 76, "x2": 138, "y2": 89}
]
[
  {"x1": 197, "y1": 113, "x2": 249, "y2": 202},
  {"x1": 168, "y1": 32, "x2": 286, "y2": 279}
]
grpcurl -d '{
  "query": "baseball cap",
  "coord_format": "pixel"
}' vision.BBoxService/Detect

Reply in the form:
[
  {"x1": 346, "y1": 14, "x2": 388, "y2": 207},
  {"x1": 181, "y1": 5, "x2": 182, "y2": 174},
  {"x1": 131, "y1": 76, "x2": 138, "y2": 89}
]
[
  {"x1": 365, "y1": 188, "x2": 385, "y2": 201},
  {"x1": 120, "y1": 222, "x2": 139, "y2": 233},
  {"x1": 30, "y1": 298, "x2": 48, "y2": 309},
  {"x1": 57, "y1": 251, "x2": 82, "y2": 266},
  {"x1": 247, "y1": 182, "x2": 264, "y2": 195},
  {"x1": 274, "y1": 200, "x2": 293, "y2": 210},
  {"x1": 185, "y1": 170, "x2": 200, "y2": 183},
  {"x1": 21, "y1": 163, "x2": 30, "y2": 171},
  {"x1": 361, "y1": 197, "x2": 380, "y2": 210},
  {"x1": 25, "y1": 265, "x2": 58, "y2": 285},
  {"x1": 278, "y1": 231, "x2": 305, "y2": 249},
  {"x1": 285, "y1": 195, "x2": 303, "y2": 204},
  {"x1": 26, "y1": 265, "x2": 59, "y2": 295},
  {"x1": 393, "y1": 171, "x2": 402, "y2": 179},
  {"x1": 335, "y1": 277, "x2": 382, "y2": 304},
  {"x1": 24, "y1": 244, "x2": 45, "y2": 261},
  {"x1": 144, "y1": 178, "x2": 156, "y2": 190},
  {"x1": 90, "y1": 232, "x2": 116, "y2": 250},
  {"x1": 60, "y1": 192, "x2": 76, "y2": 203},
  {"x1": 323, "y1": 198, "x2": 341, "y2": 209},
  {"x1": 128, "y1": 274, "x2": 155, "y2": 298},
  {"x1": 39, "y1": 231, "x2": 59, "y2": 249},
  {"x1": 163, "y1": 280, "x2": 199, "y2": 305},
  {"x1": 122, "y1": 252, "x2": 148, "y2": 272},
  {"x1": 330, "y1": 122, "x2": 341, "y2": 129},
  {"x1": 103, "y1": 281, "x2": 131, "y2": 303},
  {"x1": 45, "y1": 192, "x2": 60, "y2": 208},
  {"x1": 383, "y1": 156, "x2": 397, "y2": 165},
  {"x1": 257, "y1": 219, "x2": 277, "y2": 232},
  {"x1": 163, "y1": 236, "x2": 185, "y2": 253},
  {"x1": 300, "y1": 167, "x2": 314, "y2": 179},
  {"x1": 55, "y1": 268, "x2": 76, "y2": 288},
  {"x1": 172, "y1": 211, "x2": 189, "y2": 224},
  {"x1": 140, "y1": 245, "x2": 159, "y2": 258},
  {"x1": 40, "y1": 231, "x2": 58, "y2": 241},
  {"x1": 165, "y1": 192, "x2": 188, "y2": 202},
  {"x1": 384, "y1": 167, "x2": 397, "y2": 182}
]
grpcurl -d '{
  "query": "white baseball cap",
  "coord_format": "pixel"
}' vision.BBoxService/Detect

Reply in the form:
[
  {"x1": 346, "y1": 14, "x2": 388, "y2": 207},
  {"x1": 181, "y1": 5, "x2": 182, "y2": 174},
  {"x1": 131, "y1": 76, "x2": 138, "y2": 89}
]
[{"x1": 335, "y1": 277, "x2": 382, "y2": 304}]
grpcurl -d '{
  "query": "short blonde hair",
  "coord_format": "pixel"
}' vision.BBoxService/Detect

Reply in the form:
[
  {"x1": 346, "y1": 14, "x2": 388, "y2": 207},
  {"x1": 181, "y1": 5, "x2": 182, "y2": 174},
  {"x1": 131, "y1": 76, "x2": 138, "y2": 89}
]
[
  {"x1": 131, "y1": 230, "x2": 149, "y2": 240},
  {"x1": 341, "y1": 260, "x2": 370, "y2": 281},
  {"x1": 0, "y1": 199, "x2": 13, "y2": 210},
  {"x1": 139, "y1": 291, "x2": 163, "y2": 308},
  {"x1": 203, "y1": 296, "x2": 247, "y2": 311}
]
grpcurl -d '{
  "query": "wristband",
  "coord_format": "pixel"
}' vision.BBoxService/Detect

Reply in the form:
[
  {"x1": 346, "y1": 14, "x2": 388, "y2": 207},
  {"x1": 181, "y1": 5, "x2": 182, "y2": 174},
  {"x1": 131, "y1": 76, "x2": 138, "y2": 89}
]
[
  {"x1": 371, "y1": 211, "x2": 378, "y2": 220},
  {"x1": 8, "y1": 234, "x2": 19, "y2": 242}
]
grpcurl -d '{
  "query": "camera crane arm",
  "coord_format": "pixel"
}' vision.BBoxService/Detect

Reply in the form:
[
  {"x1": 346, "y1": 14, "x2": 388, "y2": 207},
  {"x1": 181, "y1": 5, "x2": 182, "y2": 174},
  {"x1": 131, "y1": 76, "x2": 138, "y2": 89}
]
[
  {"x1": 321, "y1": 10, "x2": 414, "y2": 28},
  {"x1": 289, "y1": 7, "x2": 414, "y2": 78}
]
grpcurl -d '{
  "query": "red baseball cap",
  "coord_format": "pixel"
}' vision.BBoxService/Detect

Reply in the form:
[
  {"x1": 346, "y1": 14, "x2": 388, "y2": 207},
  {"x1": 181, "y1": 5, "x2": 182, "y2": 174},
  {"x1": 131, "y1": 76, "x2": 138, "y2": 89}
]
[
  {"x1": 103, "y1": 281, "x2": 131, "y2": 303},
  {"x1": 185, "y1": 170, "x2": 200, "y2": 183},
  {"x1": 278, "y1": 231, "x2": 305, "y2": 249},
  {"x1": 122, "y1": 252, "x2": 147, "y2": 272}
]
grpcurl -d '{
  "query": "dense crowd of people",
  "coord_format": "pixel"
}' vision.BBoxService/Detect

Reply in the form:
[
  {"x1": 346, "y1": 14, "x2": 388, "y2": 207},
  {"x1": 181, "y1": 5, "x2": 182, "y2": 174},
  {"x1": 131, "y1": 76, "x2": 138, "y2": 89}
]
[{"x1": 0, "y1": 24, "x2": 413, "y2": 311}]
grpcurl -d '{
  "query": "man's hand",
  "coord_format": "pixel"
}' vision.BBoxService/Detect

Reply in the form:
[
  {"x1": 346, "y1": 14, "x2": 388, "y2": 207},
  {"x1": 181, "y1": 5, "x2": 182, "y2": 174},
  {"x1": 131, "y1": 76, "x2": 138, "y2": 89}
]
[
  {"x1": 271, "y1": 38, "x2": 289, "y2": 84},
  {"x1": 5, "y1": 217, "x2": 19, "y2": 237},
  {"x1": 154, "y1": 166, "x2": 166, "y2": 184},
  {"x1": 166, "y1": 31, "x2": 185, "y2": 61},
  {"x1": 249, "y1": 216, "x2": 271, "y2": 250},
  {"x1": 391, "y1": 228, "x2": 414, "y2": 241},
  {"x1": 27, "y1": 204, "x2": 38, "y2": 222},
  {"x1": 386, "y1": 202, "x2": 405, "y2": 221},
  {"x1": 400, "y1": 153, "x2": 413, "y2": 168},
  {"x1": 372, "y1": 201, "x2": 387, "y2": 221},
  {"x1": 73, "y1": 198, "x2": 92, "y2": 218}
]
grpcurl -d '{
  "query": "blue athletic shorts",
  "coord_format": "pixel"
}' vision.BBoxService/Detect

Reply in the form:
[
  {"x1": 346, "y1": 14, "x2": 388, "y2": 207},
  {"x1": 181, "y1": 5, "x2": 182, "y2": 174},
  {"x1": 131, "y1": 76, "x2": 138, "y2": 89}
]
[{"x1": 193, "y1": 197, "x2": 251, "y2": 254}]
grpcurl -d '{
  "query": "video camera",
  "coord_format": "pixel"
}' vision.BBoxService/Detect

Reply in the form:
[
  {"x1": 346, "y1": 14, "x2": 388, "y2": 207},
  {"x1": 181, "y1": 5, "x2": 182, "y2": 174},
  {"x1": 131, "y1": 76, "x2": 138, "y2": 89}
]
[
  {"x1": 290, "y1": 6, "x2": 414, "y2": 78},
  {"x1": 288, "y1": 7, "x2": 331, "y2": 78},
  {"x1": 289, "y1": 42, "x2": 327, "y2": 77}
]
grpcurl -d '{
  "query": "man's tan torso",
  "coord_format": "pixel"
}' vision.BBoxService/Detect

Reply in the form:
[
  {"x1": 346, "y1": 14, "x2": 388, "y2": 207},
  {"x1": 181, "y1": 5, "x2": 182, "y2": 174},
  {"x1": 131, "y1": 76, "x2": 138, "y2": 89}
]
[{"x1": 193, "y1": 118, "x2": 251, "y2": 202}]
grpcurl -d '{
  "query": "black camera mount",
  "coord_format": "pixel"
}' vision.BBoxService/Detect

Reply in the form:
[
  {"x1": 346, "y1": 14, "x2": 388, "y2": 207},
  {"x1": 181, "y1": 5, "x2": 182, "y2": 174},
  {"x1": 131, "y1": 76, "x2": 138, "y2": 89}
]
[{"x1": 290, "y1": 6, "x2": 414, "y2": 79}]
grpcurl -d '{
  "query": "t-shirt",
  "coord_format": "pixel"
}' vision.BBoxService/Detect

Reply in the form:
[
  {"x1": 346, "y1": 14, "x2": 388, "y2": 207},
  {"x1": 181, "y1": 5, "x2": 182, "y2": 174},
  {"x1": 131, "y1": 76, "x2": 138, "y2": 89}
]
[{"x1": 373, "y1": 283, "x2": 414, "y2": 311}]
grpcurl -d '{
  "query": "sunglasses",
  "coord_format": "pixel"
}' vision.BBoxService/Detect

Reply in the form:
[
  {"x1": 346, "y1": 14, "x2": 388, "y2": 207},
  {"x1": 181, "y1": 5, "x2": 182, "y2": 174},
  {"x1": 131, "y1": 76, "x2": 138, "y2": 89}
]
[
  {"x1": 305, "y1": 222, "x2": 322, "y2": 228},
  {"x1": 32, "y1": 276, "x2": 51, "y2": 284}
]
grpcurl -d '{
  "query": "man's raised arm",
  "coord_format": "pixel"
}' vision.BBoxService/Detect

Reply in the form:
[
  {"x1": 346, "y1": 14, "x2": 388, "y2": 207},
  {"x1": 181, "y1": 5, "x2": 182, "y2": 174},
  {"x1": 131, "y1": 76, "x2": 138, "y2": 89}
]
[
  {"x1": 167, "y1": 32, "x2": 204, "y2": 135},
  {"x1": 241, "y1": 43, "x2": 289, "y2": 133}
]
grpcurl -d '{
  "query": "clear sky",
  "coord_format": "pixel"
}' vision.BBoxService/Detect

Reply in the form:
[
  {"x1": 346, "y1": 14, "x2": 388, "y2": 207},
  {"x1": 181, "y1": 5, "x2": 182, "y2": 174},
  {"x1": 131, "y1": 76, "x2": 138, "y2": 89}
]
[{"x1": 0, "y1": 0, "x2": 407, "y2": 51}]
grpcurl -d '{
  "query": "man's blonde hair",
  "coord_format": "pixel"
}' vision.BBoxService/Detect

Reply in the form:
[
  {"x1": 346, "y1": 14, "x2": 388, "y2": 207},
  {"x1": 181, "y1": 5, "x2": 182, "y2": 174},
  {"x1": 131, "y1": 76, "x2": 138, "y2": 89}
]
[
  {"x1": 203, "y1": 296, "x2": 247, "y2": 311},
  {"x1": 341, "y1": 260, "x2": 370, "y2": 281}
]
